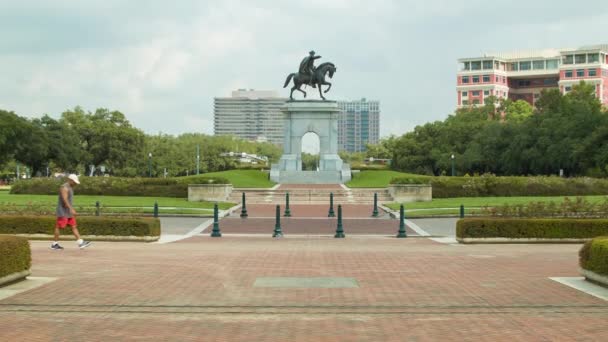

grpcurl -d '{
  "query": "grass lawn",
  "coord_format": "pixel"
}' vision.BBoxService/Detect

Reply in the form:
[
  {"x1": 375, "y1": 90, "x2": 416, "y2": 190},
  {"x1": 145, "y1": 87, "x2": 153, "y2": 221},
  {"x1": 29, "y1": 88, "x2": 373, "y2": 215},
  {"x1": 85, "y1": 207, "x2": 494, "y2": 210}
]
[
  {"x1": 193, "y1": 170, "x2": 275, "y2": 188},
  {"x1": 385, "y1": 195, "x2": 608, "y2": 217},
  {"x1": 347, "y1": 170, "x2": 427, "y2": 188},
  {"x1": 0, "y1": 190, "x2": 235, "y2": 215}
]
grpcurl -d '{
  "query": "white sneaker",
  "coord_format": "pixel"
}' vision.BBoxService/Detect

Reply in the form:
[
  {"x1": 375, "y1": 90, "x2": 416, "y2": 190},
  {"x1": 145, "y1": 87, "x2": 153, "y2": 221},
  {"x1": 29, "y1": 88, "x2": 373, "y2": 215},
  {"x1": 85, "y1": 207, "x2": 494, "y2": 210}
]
[{"x1": 78, "y1": 241, "x2": 92, "y2": 249}]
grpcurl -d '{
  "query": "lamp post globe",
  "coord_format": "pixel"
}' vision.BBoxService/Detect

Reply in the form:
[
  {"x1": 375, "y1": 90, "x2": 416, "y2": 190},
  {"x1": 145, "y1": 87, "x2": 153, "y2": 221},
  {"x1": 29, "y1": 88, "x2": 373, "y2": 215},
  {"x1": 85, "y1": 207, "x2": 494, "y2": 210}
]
[{"x1": 148, "y1": 153, "x2": 153, "y2": 177}]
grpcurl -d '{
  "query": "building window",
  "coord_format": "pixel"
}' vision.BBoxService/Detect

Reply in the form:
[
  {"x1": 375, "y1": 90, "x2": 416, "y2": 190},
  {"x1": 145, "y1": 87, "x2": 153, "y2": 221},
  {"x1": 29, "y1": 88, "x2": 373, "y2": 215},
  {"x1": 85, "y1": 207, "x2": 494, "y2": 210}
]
[
  {"x1": 565, "y1": 70, "x2": 573, "y2": 78},
  {"x1": 462, "y1": 100, "x2": 469, "y2": 105},
  {"x1": 588, "y1": 53, "x2": 600, "y2": 63},
  {"x1": 462, "y1": 91, "x2": 468, "y2": 97},
  {"x1": 483, "y1": 75, "x2": 490, "y2": 82},
  {"x1": 494, "y1": 61, "x2": 500, "y2": 69},
  {"x1": 484, "y1": 90, "x2": 490, "y2": 96},
  {"x1": 472, "y1": 91, "x2": 480, "y2": 96},
  {"x1": 575, "y1": 54, "x2": 586, "y2": 64},
  {"x1": 462, "y1": 76, "x2": 469, "y2": 83},
  {"x1": 565, "y1": 86, "x2": 572, "y2": 92},
  {"x1": 533, "y1": 60, "x2": 545, "y2": 70},
  {"x1": 576, "y1": 69, "x2": 585, "y2": 77},
  {"x1": 588, "y1": 69, "x2": 597, "y2": 77},
  {"x1": 463, "y1": 61, "x2": 470, "y2": 70},
  {"x1": 520, "y1": 61, "x2": 531, "y2": 70},
  {"x1": 543, "y1": 78, "x2": 558, "y2": 86},
  {"x1": 472, "y1": 76, "x2": 480, "y2": 83},
  {"x1": 546, "y1": 59, "x2": 559, "y2": 69},
  {"x1": 483, "y1": 60, "x2": 493, "y2": 70},
  {"x1": 508, "y1": 63, "x2": 519, "y2": 71},
  {"x1": 472, "y1": 99, "x2": 480, "y2": 105},
  {"x1": 563, "y1": 55, "x2": 574, "y2": 64},
  {"x1": 518, "y1": 80, "x2": 531, "y2": 87},
  {"x1": 471, "y1": 61, "x2": 481, "y2": 70}
]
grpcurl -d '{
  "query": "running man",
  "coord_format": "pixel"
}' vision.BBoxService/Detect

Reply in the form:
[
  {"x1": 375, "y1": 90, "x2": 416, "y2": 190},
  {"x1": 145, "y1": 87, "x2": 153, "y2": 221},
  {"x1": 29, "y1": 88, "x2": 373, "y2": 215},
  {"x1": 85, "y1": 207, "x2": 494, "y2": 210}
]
[{"x1": 51, "y1": 174, "x2": 91, "y2": 250}]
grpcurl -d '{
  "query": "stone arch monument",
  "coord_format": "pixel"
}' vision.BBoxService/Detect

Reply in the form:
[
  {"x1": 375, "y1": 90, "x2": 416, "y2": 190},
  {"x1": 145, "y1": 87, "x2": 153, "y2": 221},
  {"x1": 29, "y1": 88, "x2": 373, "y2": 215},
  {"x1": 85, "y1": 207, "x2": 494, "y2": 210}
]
[{"x1": 270, "y1": 100, "x2": 351, "y2": 184}]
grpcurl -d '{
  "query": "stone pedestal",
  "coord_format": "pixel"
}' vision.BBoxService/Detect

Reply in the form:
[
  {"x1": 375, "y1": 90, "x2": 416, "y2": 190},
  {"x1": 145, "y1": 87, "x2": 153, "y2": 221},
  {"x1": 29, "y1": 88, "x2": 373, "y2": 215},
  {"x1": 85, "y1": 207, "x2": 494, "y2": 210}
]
[{"x1": 271, "y1": 101, "x2": 350, "y2": 184}]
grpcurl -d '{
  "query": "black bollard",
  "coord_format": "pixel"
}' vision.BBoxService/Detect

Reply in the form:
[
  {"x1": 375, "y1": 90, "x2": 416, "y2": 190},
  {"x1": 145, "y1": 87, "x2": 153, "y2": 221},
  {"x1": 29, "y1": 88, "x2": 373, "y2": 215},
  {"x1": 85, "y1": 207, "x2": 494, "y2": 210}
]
[
  {"x1": 211, "y1": 203, "x2": 221, "y2": 237},
  {"x1": 334, "y1": 205, "x2": 345, "y2": 238},
  {"x1": 95, "y1": 201, "x2": 100, "y2": 216},
  {"x1": 153, "y1": 201, "x2": 159, "y2": 218},
  {"x1": 372, "y1": 193, "x2": 379, "y2": 217},
  {"x1": 460, "y1": 204, "x2": 465, "y2": 219},
  {"x1": 273, "y1": 205, "x2": 283, "y2": 238},
  {"x1": 284, "y1": 193, "x2": 292, "y2": 217},
  {"x1": 328, "y1": 192, "x2": 335, "y2": 217},
  {"x1": 397, "y1": 204, "x2": 407, "y2": 238},
  {"x1": 240, "y1": 192, "x2": 248, "y2": 218}
]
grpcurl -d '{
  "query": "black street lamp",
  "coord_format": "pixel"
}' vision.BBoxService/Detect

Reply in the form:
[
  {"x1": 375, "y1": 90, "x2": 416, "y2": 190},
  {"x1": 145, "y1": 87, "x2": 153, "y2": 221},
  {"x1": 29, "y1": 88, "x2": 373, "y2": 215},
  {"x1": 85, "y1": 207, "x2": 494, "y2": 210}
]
[
  {"x1": 148, "y1": 153, "x2": 152, "y2": 177},
  {"x1": 451, "y1": 154, "x2": 455, "y2": 176}
]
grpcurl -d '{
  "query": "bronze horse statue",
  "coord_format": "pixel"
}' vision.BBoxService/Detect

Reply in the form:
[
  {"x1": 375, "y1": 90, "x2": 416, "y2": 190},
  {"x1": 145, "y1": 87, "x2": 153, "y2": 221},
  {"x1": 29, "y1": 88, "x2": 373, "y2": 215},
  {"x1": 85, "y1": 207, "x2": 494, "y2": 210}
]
[{"x1": 283, "y1": 62, "x2": 336, "y2": 100}]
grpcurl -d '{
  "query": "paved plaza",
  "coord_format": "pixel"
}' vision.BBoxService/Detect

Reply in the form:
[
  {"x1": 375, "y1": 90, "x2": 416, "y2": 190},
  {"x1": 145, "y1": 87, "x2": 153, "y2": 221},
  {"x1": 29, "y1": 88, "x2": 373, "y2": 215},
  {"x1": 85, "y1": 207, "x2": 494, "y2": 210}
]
[{"x1": 1, "y1": 205, "x2": 607, "y2": 341}]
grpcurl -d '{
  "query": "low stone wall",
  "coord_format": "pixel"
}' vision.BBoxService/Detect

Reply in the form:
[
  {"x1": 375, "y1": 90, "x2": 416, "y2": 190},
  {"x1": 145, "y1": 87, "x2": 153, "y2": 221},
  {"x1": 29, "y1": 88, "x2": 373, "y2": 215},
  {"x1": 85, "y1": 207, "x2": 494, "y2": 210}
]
[
  {"x1": 580, "y1": 268, "x2": 608, "y2": 288},
  {"x1": 388, "y1": 184, "x2": 432, "y2": 203},
  {"x1": 188, "y1": 184, "x2": 233, "y2": 202}
]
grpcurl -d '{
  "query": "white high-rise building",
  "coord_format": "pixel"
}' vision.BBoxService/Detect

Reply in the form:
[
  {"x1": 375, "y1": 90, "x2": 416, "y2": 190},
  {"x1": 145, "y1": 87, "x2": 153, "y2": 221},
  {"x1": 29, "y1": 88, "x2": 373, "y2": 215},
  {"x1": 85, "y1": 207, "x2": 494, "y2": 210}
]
[{"x1": 214, "y1": 89, "x2": 288, "y2": 145}]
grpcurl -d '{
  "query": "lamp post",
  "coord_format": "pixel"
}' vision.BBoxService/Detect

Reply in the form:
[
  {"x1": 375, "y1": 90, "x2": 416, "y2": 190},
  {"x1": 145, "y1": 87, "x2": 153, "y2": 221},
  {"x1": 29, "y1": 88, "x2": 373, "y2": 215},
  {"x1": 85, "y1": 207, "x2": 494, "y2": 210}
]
[
  {"x1": 451, "y1": 154, "x2": 455, "y2": 177},
  {"x1": 148, "y1": 153, "x2": 152, "y2": 177},
  {"x1": 196, "y1": 144, "x2": 200, "y2": 175}
]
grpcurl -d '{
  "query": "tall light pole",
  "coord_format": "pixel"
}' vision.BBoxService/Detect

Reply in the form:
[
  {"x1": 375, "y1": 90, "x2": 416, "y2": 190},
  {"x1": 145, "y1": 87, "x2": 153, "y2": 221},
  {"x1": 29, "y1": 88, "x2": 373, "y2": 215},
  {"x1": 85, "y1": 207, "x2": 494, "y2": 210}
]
[
  {"x1": 148, "y1": 153, "x2": 152, "y2": 177},
  {"x1": 196, "y1": 144, "x2": 200, "y2": 175},
  {"x1": 451, "y1": 154, "x2": 455, "y2": 177}
]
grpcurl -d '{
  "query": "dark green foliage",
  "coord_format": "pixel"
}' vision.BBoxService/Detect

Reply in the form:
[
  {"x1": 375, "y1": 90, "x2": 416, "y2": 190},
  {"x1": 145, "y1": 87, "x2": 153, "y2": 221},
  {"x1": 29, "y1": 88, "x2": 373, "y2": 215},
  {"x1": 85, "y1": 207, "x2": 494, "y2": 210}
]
[
  {"x1": 579, "y1": 237, "x2": 608, "y2": 276},
  {"x1": 0, "y1": 216, "x2": 160, "y2": 237},
  {"x1": 479, "y1": 197, "x2": 608, "y2": 218},
  {"x1": 10, "y1": 176, "x2": 229, "y2": 197},
  {"x1": 390, "y1": 174, "x2": 608, "y2": 198},
  {"x1": 0, "y1": 236, "x2": 31, "y2": 279},
  {"x1": 456, "y1": 218, "x2": 608, "y2": 239},
  {"x1": 390, "y1": 82, "x2": 608, "y2": 177}
]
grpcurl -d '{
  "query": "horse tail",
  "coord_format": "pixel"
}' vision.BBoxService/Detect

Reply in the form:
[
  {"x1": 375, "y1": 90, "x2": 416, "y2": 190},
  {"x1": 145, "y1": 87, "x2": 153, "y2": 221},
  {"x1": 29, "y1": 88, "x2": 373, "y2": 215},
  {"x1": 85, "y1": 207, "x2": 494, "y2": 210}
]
[{"x1": 283, "y1": 73, "x2": 295, "y2": 88}]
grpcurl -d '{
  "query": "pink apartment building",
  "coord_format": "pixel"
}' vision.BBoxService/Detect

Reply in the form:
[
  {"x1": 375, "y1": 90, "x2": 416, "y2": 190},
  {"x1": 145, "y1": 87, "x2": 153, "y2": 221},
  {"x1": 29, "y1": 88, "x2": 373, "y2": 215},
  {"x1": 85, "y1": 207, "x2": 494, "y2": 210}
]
[{"x1": 456, "y1": 44, "x2": 608, "y2": 107}]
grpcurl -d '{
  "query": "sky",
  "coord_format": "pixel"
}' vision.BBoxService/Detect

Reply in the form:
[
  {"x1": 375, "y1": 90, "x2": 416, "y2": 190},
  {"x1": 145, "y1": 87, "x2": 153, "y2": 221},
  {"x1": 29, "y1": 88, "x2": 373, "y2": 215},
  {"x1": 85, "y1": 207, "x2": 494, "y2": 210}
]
[{"x1": 1, "y1": 0, "x2": 608, "y2": 142}]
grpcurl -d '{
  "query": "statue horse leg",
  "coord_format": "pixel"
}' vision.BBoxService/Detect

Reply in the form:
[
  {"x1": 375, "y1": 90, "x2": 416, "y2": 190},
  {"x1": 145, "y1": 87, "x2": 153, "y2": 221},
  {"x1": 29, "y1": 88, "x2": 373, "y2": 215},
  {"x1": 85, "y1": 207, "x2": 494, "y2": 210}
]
[{"x1": 318, "y1": 83, "x2": 325, "y2": 100}]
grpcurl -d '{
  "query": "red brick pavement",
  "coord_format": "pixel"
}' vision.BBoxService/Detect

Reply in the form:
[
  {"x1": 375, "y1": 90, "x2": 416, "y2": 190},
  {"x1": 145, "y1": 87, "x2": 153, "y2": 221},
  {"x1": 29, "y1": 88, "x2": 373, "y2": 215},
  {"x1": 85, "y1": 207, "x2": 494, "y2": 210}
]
[
  {"x1": 217, "y1": 217, "x2": 415, "y2": 235},
  {"x1": 1, "y1": 239, "x2": 607, "y2": 341},
  {"x1": 243, "y1": 204, "x2": 387, "y2": 218}
]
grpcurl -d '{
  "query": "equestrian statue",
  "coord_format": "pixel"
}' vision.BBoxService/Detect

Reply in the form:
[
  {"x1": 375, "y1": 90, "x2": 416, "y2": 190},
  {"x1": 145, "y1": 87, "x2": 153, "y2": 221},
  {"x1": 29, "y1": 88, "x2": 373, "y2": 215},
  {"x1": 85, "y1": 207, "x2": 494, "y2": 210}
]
[{"x1": 283, "y1": 50, "x2": 337, "y2": 100}]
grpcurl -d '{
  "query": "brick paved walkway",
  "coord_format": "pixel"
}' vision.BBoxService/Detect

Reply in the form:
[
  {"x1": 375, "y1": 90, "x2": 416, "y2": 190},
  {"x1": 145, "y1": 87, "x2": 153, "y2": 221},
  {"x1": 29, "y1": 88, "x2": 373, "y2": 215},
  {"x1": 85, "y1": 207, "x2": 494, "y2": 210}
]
[{"x1": 1, "y1": 237, "x2": 607, "y2": 341}]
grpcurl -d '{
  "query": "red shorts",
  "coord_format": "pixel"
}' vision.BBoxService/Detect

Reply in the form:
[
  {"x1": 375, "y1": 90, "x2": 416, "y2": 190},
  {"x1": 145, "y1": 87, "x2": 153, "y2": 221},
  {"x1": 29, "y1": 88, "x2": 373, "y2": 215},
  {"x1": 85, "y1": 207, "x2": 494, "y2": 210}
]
[{"x1": 56, "y1": 217, "x2": 77, "y2": 229}]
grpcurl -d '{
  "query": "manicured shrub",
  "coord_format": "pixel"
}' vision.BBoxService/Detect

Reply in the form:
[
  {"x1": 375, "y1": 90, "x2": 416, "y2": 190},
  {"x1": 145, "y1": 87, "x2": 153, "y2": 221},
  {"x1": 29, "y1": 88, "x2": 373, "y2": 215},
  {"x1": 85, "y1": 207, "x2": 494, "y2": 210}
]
[
  {"x1": 456, "y1": 218, "x2": 608, "y2": 239},
  {"x1": 390, "y1": 174, "x2": 608, "y2": 198},
  {"x1": 10, "y1": 176, "x2": 229, "y2": 198},
  {"x1": 0, "y1": 216, "x2": 160, "y2": 237},
  {"x1": 579, "y1": 237, "x2": 608, "y2": 276},
  {"x1": 478, "y1": 197, "x2": 608, "y2": 218},
  {"x1": 0, "y1": 236, "x2": 31, "y2": 279}
]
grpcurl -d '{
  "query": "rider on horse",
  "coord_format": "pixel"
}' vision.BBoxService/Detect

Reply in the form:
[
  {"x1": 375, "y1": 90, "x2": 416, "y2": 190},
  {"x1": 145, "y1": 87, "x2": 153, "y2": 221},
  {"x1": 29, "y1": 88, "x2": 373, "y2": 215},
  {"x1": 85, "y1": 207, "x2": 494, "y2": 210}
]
[{"x1": 299, "y1": 50, "x2": 322, "y2": 88}]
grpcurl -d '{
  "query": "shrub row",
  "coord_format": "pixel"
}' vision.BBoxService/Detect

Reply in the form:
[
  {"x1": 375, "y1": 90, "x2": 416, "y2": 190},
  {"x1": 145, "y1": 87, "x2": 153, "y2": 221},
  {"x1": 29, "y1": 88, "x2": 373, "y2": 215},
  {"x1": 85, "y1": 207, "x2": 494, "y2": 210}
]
[
  {"x1": 10, "y1": 176, "x2": 229, "y2": 197},
  {"x1": 0, "y1": 216, "x2": 160, "y2": 237},
  {"x1": 477, "y1": 197, "x2": 608, "y2": 218},
  {"x1": 579, "y1": 237, "x2": 608, "y2": 276},
  {"x1": 0, "y1": 236, "x2": 31, "y2": 279},
  {"x1": 391, "y1": 174, "x2": 608, "y2": 198},
  {"x1": 456, "y1": 218, "x2": 608, "y2": 239}
]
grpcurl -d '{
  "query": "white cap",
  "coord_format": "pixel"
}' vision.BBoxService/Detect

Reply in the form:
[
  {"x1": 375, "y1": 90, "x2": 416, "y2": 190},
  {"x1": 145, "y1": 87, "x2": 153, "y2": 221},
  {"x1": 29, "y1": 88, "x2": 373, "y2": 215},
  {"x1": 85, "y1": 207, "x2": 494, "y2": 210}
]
[{"x1": 67, "y1": 174, "x2": 80, "y2": 184}]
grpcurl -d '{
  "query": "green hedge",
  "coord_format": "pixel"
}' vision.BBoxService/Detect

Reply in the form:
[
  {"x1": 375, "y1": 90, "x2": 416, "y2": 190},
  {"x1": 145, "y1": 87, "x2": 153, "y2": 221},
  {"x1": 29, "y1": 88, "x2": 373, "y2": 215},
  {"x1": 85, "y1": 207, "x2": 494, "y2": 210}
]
[
  {"x1": 0, "y1": 236, "x2": 31, "y2": 279},
  {"x1": 0, "y1": 216, "x2": 160, "y2": 237},
  {"x1": 10, "y1": 176, "x2": 229, "y2": 197},
  {"x1": 579, "y1": 237, "x2": 608, "y2": 276},
  {"x1": 456, "y1": 218, "x2": 608, "y2": 239},
  {"x1": 390, "y1": 175, "x2": 608, "y2": 198}
]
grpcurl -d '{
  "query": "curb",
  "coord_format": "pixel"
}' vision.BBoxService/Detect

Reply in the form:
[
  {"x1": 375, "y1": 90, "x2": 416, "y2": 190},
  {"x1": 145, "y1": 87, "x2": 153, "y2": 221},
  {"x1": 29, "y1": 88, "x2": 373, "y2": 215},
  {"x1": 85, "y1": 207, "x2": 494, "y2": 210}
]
[
  {"x1": 457, "y1": 237, "x2": 590, "y2": 244},
  {"x1": 4, "y1": 234, "x2": 159, "y2": 242},
  {"x1": 580, "y1": 268, "x2": 608, "y2": 288},
  {"x1": 0, "y1": 270, "x2": 31, "y2": 287}
]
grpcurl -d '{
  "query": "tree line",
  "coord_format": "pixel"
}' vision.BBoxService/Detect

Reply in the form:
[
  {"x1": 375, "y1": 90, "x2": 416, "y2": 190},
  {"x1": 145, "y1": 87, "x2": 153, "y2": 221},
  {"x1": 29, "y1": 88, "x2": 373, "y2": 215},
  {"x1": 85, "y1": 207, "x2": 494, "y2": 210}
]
[
  {"x1": 365, "y1": 82, "x2": 608, "y2": 177},
  {"x1": 0, "y1": 106, "x2": 282, "y2": 178}
]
